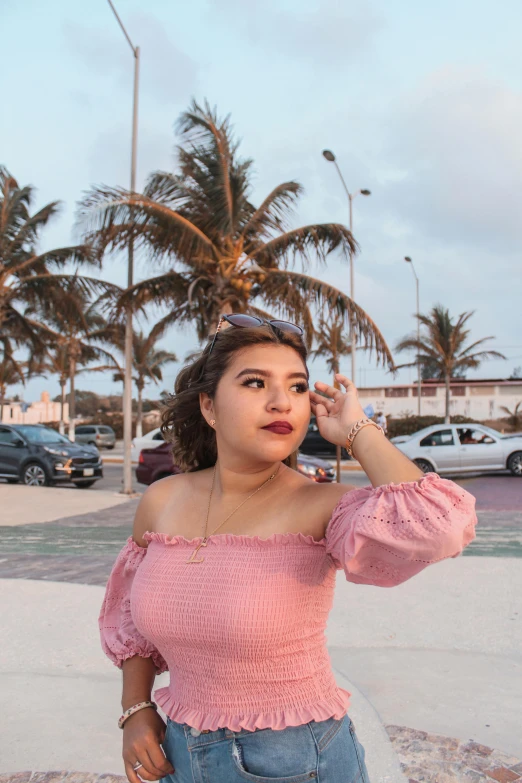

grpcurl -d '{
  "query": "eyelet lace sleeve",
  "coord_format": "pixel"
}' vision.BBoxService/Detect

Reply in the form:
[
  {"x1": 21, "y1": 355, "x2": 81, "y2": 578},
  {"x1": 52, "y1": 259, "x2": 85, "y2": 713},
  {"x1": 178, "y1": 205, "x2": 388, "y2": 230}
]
[
  {"x1": 324, "y1": 472, "x2": 477, "y2": 587},
  {"x1": 98, "y1": 536, "x2": 168, "y2": 673}
]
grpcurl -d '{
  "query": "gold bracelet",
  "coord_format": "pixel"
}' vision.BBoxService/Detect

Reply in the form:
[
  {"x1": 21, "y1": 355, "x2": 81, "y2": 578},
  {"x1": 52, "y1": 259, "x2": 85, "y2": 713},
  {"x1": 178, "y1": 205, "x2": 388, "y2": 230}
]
[
  {"x1": 118, "y1": 700, "x2": 157, "y2": 729},
  {"x1": 345, "y1": 417, "x2": 384, "y2": 459}
]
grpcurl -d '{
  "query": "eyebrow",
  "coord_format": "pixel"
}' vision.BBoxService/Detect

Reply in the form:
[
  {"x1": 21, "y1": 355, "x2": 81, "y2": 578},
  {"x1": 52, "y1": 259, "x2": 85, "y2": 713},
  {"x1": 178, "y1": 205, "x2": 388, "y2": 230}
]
[{"x1": 234, "y1": 368, "x2": 309, "y2": 381}]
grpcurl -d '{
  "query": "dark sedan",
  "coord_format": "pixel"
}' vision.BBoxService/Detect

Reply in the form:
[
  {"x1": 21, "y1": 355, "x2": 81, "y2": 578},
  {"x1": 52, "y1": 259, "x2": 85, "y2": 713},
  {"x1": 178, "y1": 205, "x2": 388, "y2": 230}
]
[
  {"x1": 0, "y1": 424, "x2": 103, "y2": 487},
  {"x1": 136, "y1": 441, "x2": 335, "y2": 485}
]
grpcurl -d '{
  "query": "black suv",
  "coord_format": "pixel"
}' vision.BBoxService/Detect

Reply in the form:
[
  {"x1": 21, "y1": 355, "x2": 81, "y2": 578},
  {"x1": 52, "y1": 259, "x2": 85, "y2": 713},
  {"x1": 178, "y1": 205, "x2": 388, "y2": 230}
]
[
  {"x1": 300, "y1": 417, "x2": 352, "y2": 459},
  {"x1": 0, "y1": 424, "x2": 103, "y2": 488}
]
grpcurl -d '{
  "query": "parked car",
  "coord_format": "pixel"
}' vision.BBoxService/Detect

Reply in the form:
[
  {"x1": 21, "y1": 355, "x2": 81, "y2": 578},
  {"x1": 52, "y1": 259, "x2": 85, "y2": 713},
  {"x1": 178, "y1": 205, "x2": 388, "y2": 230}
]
[
  {"x1": 0, "y1": 424, "x2": 103, "y2": 487},
  {"x1": 136, "y1": 441, "x2": 336, "y2": 485},
  {"x1": 295, "y1": 453, "x2": 336, "y2": 482},
  {"x1": 75, "y1": 424, "x2": 116, "y2": 450},
  {"x1": 300, "y1": 417, "x2": 352, "y2": 459},
  {"x1": 136, "y1": 441, "x2": 182, "y2": 485},
  {"x1": 394, "y1": 423, "x2": 522, "y2": 476},
  {"x1": 131, "y1": 426, "x2": 164, "y2": 462}
]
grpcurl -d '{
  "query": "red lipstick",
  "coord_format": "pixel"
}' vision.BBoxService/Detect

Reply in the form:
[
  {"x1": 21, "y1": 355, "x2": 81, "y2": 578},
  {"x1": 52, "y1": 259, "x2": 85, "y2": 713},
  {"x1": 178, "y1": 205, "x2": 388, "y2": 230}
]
[{"x1": 262, "y1": 420, "x2": 294, "y2": 435}]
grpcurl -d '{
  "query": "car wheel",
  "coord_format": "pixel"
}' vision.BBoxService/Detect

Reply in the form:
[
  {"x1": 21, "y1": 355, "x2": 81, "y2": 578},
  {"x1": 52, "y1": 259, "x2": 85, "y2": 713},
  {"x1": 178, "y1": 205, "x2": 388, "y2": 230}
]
[
  {"x1": 73, "y1": 480, "x2": 97, "y2": 488},
  {"x1": 413, "y1": 458, "x2": 435, "y2": 474},
  {"x1": 507, "y1": 451, "x2": 522, "y2": 476},
  {"x1": 22, "y1": 463, "x2": 50, "y2": 487},
  {"x1": 106, "y1": 444, "x2": 115, "y2": 450}
]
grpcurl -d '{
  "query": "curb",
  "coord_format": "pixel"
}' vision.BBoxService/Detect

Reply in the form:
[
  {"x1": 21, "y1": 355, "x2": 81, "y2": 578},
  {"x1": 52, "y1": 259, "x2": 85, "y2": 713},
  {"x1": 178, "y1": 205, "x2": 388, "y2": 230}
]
[{"x1": 101, "y1": 456, "x2": 364, "y2": 471}]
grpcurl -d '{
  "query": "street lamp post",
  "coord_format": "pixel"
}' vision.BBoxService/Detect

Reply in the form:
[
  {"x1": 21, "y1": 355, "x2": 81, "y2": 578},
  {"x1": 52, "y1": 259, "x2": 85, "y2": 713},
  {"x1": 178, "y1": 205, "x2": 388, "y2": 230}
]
[
  {"x1": 107, "y1": 0, "x2": 140, "y2": 495},
  {"x1": 322, "y1": 150, "x2": 371, "y2": 482},
  {"x1": 404, "y1": 256, "x2": 421, "y2": 415},
  {"x1": 322, "y1": 150, "x2": 370, "y2": 384}
]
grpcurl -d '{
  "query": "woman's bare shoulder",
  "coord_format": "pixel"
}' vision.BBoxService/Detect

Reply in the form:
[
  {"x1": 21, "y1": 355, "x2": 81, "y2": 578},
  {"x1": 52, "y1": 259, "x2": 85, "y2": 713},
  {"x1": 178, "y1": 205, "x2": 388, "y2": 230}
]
[
  {"x1": 132, "y1": 472, "x2": 194, "y2": 547},
  {"x1": 297, "y1": 479, "x2": 360, "y2": 530}
]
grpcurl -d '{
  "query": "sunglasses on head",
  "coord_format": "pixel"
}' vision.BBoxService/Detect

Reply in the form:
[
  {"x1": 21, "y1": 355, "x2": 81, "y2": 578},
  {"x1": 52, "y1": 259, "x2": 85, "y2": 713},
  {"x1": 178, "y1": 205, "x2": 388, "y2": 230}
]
[{"x1": 208, "y1": 314, "x2": 304, "y2": 355}]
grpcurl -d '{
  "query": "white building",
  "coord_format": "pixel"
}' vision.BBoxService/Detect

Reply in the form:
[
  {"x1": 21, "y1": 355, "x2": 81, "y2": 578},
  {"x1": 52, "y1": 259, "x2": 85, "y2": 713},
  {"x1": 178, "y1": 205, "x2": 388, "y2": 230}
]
[
  {"x1": 1, "y1": 391, "x2": 68, "y2": 425},
  {"x1": 358, "y1": 378, "x2": 522, "y2": 421}
]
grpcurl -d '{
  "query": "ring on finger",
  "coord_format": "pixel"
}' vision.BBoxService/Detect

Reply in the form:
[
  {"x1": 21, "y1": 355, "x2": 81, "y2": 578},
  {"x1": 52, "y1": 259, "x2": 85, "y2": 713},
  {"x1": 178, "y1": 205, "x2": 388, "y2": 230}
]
[{"x1": 133, "y1": 762, "x2": 143, "y2": 771}]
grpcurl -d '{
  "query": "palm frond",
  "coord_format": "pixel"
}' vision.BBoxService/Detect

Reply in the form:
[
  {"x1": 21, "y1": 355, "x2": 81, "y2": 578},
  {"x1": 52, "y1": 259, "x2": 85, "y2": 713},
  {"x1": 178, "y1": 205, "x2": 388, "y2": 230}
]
[{"x1": 248, "y1": 224, "x2": 357, "y2": 271}]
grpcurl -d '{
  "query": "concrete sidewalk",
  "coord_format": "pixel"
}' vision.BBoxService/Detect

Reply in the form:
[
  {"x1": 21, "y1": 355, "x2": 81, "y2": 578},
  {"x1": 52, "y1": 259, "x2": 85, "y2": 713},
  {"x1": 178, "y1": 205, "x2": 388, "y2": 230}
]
[
  {"x1": 1, "y1": 556, "x2": 521, "y2": 778},
  {"x1": 0, "y1": 484, "x2": 130, "y2": 526},
  {"x1": 0, "y1": 578, "x2": 406, "y2": 781}
]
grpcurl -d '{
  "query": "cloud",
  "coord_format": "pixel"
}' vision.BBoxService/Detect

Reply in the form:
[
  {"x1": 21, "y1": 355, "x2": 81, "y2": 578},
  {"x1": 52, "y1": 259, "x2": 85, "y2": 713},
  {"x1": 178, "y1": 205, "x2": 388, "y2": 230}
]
[
  {"x1": 209, "y1": 0, "x2": 382, "y2": 64},
  {"x1": 62, "y1": 12, "x2": 198, "y2": 103},
  {"x1": 382, "y1": 66, "x2": 522, "y2": 253}
]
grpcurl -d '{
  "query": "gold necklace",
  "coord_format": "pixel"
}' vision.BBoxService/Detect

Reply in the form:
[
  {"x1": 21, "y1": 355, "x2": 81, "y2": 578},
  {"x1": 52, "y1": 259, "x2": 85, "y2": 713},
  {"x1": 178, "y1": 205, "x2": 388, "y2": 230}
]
[{"x1": 186, "y1": 461, "x2": 282, "y2": 563}]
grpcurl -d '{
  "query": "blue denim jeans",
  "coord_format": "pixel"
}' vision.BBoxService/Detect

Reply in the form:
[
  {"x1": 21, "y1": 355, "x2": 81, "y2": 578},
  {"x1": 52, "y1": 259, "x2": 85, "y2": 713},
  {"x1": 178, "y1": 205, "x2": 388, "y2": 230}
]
[{"x1": 160, "y1": 713, "x2": 371, "y2": 782}]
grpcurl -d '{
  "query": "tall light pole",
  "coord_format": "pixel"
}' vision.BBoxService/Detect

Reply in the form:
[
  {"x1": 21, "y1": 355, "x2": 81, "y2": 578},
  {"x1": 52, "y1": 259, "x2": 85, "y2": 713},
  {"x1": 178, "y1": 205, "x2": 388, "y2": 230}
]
[
  {"x1": 404, "y1": 256, "x2": 421, "y2": 415},
  {"x1": 322, "y1": 150, "x2": 370, "y2": 384},
  {"x1": 107, "y1": 0, "x2": 140, "y2": 495},
  {"x1": 322, "y1": 150, "x2": 370, "y2": 481}
]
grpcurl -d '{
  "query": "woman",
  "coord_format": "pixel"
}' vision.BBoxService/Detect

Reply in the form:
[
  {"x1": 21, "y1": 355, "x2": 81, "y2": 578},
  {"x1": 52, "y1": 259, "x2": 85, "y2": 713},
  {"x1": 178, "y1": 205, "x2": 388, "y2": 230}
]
[{"x1": 99, "y1": 314, "x2": 478, "y2": 783}]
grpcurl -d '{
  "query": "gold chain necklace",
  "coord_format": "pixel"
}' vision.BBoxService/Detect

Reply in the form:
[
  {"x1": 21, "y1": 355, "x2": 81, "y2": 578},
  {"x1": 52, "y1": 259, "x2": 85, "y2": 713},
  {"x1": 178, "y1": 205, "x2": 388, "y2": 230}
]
[{"x1": 186, "y1": 461, "x2": 282, "y2": 563}]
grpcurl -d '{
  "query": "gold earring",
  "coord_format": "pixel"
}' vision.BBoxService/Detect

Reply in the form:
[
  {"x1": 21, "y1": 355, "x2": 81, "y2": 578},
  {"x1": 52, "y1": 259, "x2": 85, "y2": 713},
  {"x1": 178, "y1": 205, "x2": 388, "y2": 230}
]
[{"x1": 209, "y1": 419, "x2": 216, "y2": 426}]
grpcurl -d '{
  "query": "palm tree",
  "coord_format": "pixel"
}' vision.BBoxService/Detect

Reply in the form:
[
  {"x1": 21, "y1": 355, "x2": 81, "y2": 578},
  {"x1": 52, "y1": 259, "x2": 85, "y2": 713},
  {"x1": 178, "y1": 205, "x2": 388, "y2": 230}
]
[
  {"x1": 0, "y1": 339, "x2": 26, "y2": 423},
  {"x1": 111, "y1": 316, "x2": 177, "y2": 438},
  {"x1": 499, "y1": 401, "x2": 522, "y2": 432},
  {"x1": 27, "y1": 278, "x2": 121, "y2": 440},
  {"x1": 309, "y1": 313, "x2": 356, "y2": 479},
  {"x1": 310, "y1": 313, "x2": 354, "y2": 376},
  {"x1": 0, "y1": 167, "x2": 111, "y2": 358},
  {"x1": 394, "y1": 305, "x2": 506, "y2": 423},
  {"x1": 79, "y1": 100, "x2": 395, "y2": 369}
]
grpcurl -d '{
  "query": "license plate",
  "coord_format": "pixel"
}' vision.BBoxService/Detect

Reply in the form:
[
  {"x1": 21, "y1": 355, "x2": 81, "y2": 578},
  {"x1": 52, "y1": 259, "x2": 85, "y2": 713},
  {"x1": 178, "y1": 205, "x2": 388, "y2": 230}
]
[{"x1": 83, "y1": 468, "x2": 94, "y2": 476}]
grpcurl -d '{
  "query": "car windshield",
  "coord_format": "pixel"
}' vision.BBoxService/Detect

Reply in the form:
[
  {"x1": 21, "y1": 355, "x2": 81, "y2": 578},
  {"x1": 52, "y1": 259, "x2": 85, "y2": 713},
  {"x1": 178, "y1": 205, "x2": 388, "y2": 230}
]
[
  {"x1": 476, "y1": 425, "x2": 505, "y2": 439},
  {"x1": 15, "y1": 426, "x2": 71, "y2": 445}
]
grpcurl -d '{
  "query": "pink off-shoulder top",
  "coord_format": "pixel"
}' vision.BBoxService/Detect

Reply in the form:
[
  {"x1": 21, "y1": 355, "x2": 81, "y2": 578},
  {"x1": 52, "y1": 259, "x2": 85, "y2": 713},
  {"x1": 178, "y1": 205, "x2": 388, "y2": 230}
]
[{"x1": 98, "y1": 472, "x2": 477, "y2": 732}]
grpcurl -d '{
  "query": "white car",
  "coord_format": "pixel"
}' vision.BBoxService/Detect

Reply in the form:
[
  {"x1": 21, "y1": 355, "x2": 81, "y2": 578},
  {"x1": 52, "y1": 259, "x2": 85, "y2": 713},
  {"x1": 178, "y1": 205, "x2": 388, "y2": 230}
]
[
  {"x1": 395, "y1": 423, "x2": 522, "y2": 476},
  {"x1": 131, "y1": 427, "x2": 165, "y2": 462}
]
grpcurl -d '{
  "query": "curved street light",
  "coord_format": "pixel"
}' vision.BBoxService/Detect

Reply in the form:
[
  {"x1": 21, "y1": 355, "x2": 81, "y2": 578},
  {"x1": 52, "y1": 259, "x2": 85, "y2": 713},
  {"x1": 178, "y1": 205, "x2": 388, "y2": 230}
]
[
  {"x1": 107, "y1": 0, "x2": 140, "y2": 495},
  {"x1": 321, "y1": 149, "x2": 371, "y2": 384}
]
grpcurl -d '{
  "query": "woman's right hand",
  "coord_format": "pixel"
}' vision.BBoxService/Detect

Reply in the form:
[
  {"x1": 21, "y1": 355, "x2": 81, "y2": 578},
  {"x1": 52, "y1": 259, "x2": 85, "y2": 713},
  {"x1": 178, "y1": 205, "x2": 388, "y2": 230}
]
[{"x1": 123, "y1": 708, "x2": 176, "y2": 782}]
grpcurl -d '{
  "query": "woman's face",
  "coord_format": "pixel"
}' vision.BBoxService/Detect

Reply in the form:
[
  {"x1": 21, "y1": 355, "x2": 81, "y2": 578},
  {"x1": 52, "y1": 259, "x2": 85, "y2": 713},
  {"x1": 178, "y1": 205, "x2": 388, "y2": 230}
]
[{"x1": 201, "y1": 343, "x2": 311, "y2": 465}]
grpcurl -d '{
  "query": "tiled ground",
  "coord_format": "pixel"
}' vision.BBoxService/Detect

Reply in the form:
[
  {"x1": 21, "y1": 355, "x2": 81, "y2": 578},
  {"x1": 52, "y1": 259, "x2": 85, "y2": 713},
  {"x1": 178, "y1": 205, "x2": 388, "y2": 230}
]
[{"x1": 385, "y1": 725, "x2": 522, "y2": 782}]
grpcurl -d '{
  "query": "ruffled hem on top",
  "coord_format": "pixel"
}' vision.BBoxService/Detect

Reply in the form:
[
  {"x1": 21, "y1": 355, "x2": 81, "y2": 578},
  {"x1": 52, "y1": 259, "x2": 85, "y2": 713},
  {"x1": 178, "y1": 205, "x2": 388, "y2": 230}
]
[
  {"x1": 152, "y1": 685, "x2": 352, "y2": 732},
  {"x1": 142, "y1": 530, "x2": 327, "y2": 547}
]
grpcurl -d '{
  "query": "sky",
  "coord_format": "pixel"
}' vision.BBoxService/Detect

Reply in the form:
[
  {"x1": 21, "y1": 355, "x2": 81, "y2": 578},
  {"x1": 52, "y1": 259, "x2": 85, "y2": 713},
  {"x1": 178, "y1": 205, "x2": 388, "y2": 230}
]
[{"x1": 2, "y1": 0, "x2": 522, "y2": 404}]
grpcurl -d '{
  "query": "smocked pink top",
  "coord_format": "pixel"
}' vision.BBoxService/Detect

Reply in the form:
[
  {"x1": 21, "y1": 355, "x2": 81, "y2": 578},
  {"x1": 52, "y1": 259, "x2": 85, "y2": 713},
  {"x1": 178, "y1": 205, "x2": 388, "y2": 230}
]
[{"x1": 99, "y1": 472, "x2": 477, "y2": 732}]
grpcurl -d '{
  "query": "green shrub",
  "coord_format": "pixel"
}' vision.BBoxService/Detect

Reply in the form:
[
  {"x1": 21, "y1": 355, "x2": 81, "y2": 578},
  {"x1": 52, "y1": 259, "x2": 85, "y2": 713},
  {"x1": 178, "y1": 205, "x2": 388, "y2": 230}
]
[{"x1": 386, "y1": 414, "x2": 476, "y2": 439}]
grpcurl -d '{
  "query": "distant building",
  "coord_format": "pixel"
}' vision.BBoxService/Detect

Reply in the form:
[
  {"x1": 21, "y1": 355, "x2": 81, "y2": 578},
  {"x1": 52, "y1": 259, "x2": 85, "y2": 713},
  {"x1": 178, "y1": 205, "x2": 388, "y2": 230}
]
[
  {"x1": 1, "y1": 391, "x2": 69, "y2": 425},
  {"x1": 357, "y1": 378, "x2": 522, "y2": 421}
]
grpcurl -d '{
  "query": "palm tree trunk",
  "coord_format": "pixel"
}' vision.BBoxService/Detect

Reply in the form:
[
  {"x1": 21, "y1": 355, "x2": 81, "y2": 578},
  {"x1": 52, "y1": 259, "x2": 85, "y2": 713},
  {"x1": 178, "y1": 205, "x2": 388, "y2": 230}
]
[
  {"x1": 0, "y1": 384, "x2": 5, "y2": 424},
  {"x1": 333, "y1": 354, "x2": 341, "y2": 482},
  {"x1": 444, "y1": 371, "x2": 450, "y2": 424},
  {"x1": 59, "y1": 378, "x2": 67, "y2": 435},
  {"x1": 136, "y1": 381, "x2": 144, "y2": 439},
  {"x1": 69, "y1": 357, "x2": 76, "y2": 441}
]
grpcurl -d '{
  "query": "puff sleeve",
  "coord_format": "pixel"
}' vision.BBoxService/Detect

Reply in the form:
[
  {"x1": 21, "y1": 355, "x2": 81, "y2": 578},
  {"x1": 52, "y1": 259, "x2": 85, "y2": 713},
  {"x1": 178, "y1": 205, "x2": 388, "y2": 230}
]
[
  {"x1": 98, "y1": 536, "x2": 168, "y2": 673},
  {"x1": 324, "y1": 472, "x2": 477, "y2": 587}
]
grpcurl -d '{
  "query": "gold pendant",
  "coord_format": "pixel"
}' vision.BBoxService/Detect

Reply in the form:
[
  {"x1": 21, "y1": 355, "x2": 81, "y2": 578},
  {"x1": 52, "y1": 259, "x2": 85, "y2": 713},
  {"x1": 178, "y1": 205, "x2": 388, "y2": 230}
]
[{"x1": 186, "y1": 538, "x2": 208, "y2": 563}]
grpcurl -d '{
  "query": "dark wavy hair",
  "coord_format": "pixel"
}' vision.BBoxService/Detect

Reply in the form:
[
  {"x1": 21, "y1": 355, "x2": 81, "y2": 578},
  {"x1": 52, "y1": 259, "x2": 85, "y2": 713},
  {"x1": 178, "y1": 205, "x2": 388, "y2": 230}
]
[{"x1": 160, "y1": 323, "x2": 309, "y2": 472}]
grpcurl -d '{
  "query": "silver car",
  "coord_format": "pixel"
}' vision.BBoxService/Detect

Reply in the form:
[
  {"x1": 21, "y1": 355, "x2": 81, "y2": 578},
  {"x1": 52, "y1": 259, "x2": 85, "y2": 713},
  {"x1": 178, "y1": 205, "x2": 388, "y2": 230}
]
[
  {"x1": 394, "y1": 423, "x2": 522, "y2": 476},
  {"x1": 74, "y1": 425, "x2": 116, "y2": 450}
]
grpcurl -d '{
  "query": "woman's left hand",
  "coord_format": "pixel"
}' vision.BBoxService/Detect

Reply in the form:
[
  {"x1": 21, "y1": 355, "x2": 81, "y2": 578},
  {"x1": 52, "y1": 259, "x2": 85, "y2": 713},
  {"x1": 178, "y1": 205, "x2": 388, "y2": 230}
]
[{"x1": 309, "y1": 374, "x2": 367, "y2": 446}]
